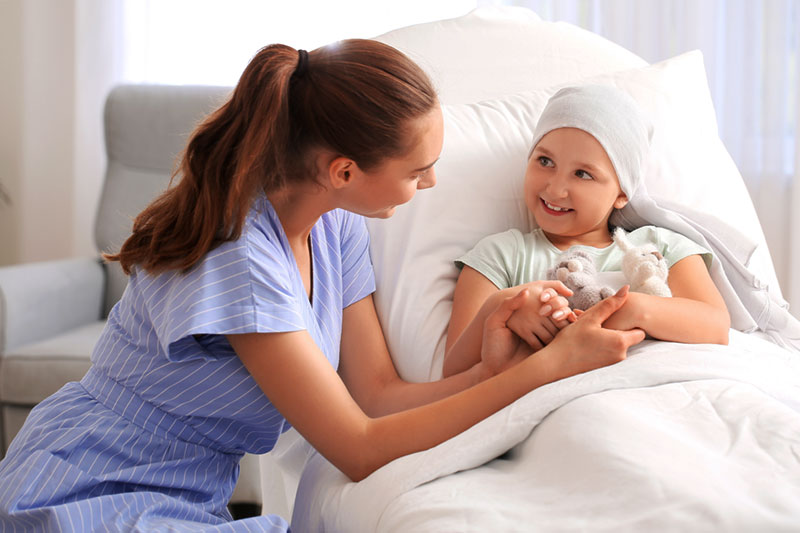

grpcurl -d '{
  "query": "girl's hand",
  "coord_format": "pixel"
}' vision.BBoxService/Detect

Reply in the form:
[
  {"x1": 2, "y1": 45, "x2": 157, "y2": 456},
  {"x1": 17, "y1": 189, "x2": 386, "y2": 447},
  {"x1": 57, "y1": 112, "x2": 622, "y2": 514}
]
[
  {"x1": 506, "y1": 280, "x2": 574, "y2": 351},
  {"x1": 540, "y1": 286, "x2": 646, "y2": 381}
]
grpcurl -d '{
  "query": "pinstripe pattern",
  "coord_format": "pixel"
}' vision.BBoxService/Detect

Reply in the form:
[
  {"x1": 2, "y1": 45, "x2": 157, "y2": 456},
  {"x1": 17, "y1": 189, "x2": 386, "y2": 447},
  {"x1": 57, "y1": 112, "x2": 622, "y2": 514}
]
[{"x1": 0, "y1": 196, "x2": 375, "y2": 531}]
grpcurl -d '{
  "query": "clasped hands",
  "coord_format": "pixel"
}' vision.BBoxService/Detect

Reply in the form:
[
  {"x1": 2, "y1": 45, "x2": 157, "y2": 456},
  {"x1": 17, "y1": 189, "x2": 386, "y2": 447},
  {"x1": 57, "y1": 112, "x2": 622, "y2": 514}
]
[{"x1": 480, "y1": 281, "x2": 645, "y2": 378}]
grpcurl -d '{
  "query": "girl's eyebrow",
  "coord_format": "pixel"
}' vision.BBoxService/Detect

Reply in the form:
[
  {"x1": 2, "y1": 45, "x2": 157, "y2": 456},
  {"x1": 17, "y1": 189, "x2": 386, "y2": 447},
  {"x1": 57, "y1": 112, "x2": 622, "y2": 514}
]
[
  {"x1": 579, "y1": 161, "x2": 603, "y2": 174},
  {"x1": 532, "y1": 146, "x2": 552, "y2": 157}
]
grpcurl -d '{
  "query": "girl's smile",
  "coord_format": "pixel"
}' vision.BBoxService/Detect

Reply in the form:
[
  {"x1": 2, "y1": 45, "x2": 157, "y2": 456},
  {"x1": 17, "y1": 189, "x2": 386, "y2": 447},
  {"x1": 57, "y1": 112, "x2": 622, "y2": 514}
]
[{"x1": 540, "y1": 198, "x2": 573, "y2": 215}]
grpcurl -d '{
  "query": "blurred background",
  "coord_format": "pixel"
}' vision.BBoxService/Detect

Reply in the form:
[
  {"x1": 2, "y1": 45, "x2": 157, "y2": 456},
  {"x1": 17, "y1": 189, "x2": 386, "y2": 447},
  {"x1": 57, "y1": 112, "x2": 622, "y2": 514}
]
[{"x1": 0, "y1": 0, "x2": 798, "y2": 317}]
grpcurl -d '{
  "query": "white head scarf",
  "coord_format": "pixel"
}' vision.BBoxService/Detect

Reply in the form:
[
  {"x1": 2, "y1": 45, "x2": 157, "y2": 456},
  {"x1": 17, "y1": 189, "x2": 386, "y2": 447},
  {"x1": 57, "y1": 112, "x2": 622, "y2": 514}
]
[{"x1": 529, "y1": 85, "x2": 652, "y2": 199}]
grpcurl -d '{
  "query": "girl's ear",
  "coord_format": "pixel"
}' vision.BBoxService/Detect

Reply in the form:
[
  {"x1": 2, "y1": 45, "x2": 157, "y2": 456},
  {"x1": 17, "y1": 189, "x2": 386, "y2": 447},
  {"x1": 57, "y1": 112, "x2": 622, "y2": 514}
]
[
  {"x1": 613, "y1": 192, "x2": 629, "y2": 210},
  {"x1": 327, "y1": 157, "x2": 357, "y2": 190}
]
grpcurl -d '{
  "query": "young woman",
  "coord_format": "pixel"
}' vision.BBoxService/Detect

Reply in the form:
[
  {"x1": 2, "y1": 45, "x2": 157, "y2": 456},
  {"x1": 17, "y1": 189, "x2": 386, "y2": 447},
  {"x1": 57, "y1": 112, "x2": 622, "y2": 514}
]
[{"x1": 0, "y1": 43, "x2": 644, "y2": 531}]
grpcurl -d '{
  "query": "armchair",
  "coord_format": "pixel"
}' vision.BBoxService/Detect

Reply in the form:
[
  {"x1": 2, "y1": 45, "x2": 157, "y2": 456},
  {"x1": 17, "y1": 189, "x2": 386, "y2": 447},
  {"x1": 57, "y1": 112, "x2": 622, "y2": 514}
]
[{"x1": 0, "y1": 84, "x2": 263, "y2": 507}]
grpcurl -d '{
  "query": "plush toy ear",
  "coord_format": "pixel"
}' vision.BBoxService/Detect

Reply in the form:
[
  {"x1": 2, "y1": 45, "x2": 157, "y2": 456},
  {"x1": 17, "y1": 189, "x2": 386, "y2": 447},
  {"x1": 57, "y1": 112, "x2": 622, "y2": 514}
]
[{"x1": 612, "y1": 227, "x2": 631, "y2": 251}]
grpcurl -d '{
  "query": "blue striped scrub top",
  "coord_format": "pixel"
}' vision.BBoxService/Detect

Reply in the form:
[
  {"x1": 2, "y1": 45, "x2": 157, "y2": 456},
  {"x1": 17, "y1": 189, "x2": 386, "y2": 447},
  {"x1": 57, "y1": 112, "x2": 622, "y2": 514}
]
[{"x1": 0, "y1": 195, "x2": 376, "y2": 532}]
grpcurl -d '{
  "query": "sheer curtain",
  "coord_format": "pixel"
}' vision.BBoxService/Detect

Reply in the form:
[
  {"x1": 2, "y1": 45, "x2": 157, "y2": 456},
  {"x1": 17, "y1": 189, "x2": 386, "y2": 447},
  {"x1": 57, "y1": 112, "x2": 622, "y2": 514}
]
[{"x1": 485, "y1": 0, "x2": 800, "y2": 318}]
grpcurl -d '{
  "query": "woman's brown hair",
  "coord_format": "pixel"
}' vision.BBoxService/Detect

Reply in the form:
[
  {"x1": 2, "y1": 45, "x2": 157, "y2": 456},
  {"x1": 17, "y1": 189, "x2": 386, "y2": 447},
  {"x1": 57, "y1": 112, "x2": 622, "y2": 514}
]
[{"x1": 105, "y1": 39, "x2": 437, "y2": 275}]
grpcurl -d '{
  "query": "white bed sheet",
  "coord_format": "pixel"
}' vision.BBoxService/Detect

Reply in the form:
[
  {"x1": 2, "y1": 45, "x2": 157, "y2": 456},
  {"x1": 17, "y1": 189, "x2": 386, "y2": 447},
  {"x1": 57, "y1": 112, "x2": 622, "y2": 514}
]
[{"x1": 292, "y1": 331, "x2": 800, "y2": 532}]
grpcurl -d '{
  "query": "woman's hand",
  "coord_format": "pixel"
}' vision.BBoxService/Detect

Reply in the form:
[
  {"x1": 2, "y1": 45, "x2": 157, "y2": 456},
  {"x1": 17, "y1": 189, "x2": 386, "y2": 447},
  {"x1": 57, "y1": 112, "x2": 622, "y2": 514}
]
[
  {"x1": 538, "y1": 286, "x2": 646, "y2": 381},
  {"x1": 479, "y1": 289, "x2": 537, "y2": 376},
  {"x1": 505, "y1": 280, "x2": 575, "y2": 351}
]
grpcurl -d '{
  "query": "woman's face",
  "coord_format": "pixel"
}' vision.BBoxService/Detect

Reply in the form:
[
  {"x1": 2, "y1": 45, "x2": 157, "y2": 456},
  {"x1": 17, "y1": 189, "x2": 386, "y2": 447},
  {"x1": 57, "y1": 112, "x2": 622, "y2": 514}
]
[
  {"x1": 346, "y1": 105, "x2": 443, "y2": 219},
  {"x1": 524, "y1": 127, "x2": 628, "y2": 249}
]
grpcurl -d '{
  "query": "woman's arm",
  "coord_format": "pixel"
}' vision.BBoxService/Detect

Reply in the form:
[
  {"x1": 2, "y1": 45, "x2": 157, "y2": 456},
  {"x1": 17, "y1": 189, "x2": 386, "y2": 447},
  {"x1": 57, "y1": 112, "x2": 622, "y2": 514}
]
[
  {"x1": 228, "y1": 288, "x2": 643, "y2": 482},
  {"x1": 337, "y1": 294, "x2": 488, "y2": 416},
  {"x1": 602, "y1": 254, "x2": 730, "y2": 344}
]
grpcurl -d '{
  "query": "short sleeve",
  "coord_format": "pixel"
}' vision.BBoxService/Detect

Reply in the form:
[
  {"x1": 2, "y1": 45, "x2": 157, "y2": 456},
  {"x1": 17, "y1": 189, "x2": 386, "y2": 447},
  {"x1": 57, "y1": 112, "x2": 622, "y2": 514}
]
[
  {"x1": 338, "y1": 210, "x2": 376, "y2": 307},
  {"x1": 142, "y1": 210, "x2": 308, "y2": 361},
  {"x1": 456, "y1": 229, "x2": 521, "y2": 289}
]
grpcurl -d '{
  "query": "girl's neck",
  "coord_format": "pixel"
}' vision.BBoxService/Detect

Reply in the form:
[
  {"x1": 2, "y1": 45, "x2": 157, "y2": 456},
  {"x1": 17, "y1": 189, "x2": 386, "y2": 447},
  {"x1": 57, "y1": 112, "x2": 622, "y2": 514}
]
[{"x1": 542, "y1": 228, "x2": 614, "y2": 251}]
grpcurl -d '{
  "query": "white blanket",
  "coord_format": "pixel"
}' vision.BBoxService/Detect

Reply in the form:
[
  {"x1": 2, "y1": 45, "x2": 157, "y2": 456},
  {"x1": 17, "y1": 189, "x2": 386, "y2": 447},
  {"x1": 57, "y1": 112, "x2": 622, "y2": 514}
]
[{"x1": 291, "y1": 331, "x2": 800, "y2": 532}]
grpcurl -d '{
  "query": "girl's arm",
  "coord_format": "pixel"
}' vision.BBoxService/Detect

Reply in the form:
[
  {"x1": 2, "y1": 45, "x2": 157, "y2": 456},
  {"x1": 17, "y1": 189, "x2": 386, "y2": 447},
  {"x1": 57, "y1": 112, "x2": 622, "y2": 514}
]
[
  {"x1": 602, "y1": 254, "x2": 730, "y2": 344},
  {"x1": 228, "y1": 289, "x2": 643, "y2": 482},
  {"x1": 443, "y1": 266, "x2": 505, "y2": 378}
]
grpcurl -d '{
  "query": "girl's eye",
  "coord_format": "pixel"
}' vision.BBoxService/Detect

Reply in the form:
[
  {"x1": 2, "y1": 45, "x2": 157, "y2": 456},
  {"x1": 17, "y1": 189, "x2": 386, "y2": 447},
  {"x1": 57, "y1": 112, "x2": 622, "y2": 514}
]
[
  {"x1": 411, "y1": 169, "x2": 428, "y2": 180},
  {"x1": 538, "y1": 156, "x2": 554, "y2": 167},
  {"x1": 575, "y1": 169, "x2": 594, "y2": 180}
]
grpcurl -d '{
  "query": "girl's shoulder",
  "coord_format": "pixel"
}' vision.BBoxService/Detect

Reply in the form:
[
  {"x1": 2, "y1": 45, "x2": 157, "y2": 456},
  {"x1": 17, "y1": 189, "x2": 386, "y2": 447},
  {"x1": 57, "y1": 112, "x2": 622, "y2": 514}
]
[{"x1": 481, "y1": 226, "x2": 529, "y2": 245}]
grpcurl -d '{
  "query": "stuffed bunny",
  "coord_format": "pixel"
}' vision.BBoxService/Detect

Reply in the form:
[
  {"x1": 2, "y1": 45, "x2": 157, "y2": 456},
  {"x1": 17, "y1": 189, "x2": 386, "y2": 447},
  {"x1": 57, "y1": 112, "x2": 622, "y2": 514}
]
[
  {"x1": 613, "y1": 227, "x2": 672, "y2": 297},
  {"x1": 546, "y1": 249, "x2": 615, "y2": 311}
]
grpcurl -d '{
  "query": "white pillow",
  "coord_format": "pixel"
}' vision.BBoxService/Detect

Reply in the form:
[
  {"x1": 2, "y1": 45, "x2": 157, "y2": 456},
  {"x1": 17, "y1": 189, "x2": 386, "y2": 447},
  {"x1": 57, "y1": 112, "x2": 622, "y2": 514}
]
[
  {"x1": 366, "y1": 51, "x2": 772, "y2": 383},
  {"x1": 374, "y1": 6, "x2": 646, "y2": 104}
]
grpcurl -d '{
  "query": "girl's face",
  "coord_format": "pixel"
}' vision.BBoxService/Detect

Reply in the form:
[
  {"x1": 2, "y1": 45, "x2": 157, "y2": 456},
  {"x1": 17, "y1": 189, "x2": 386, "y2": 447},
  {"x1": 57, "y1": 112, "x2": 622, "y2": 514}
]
[
  {"x1": 346, "y1": 106, "x2": 443, "y2": 219},
  {"x1": 525, "y1": 127, "x2": 629, "y2": 249}
]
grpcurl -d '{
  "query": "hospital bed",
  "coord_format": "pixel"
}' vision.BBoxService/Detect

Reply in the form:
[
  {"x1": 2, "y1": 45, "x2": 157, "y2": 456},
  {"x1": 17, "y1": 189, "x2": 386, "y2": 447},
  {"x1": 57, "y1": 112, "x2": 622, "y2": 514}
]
[{"x1": 257, "y1": 7, "x2": 800, "y2": 531}]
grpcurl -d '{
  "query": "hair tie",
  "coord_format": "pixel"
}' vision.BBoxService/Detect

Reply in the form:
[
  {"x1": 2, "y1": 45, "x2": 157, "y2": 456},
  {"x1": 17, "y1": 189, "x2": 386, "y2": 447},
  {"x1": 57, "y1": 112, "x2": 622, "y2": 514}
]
[{"x1": 294, "y1": 49, "x2": 309, "y2": 78}]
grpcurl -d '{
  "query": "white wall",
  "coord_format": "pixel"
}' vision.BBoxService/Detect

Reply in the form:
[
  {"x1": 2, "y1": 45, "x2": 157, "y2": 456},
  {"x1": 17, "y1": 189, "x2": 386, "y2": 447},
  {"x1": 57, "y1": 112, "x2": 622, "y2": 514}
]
[
  {"x1": 0, "y1": 0, "x2": 24, "y2": 265},
  {"x1": 19, "y1": 0, "x2": 76, "y2": 262},
  {"x1": 0, "y1": 0, "x2": 124, "y2": 267},
  {"x1": 0, "y1": 0, "x2": 75, "y2": 264}
]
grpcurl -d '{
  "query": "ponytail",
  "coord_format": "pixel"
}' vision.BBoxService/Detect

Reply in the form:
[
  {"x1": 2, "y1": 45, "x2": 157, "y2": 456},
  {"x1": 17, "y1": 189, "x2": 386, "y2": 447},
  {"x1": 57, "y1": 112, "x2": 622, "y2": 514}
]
[{"x1": 105, "y1": 40, "x2": 437, "y2": 275}]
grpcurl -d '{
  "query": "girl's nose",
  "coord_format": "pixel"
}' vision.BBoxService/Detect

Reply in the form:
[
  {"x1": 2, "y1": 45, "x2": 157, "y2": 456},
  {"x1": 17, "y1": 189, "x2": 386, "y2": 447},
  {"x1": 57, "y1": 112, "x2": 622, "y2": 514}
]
[{"x1": 545, "y1": 172, "x2": 568, "y2": 197}]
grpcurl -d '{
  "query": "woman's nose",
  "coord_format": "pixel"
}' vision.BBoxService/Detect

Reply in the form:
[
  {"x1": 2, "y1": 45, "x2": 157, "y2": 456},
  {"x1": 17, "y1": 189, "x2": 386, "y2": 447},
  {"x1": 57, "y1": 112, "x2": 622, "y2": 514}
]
[{"x1": 417, "y1": 169, "x2": 436, "y2": 190}]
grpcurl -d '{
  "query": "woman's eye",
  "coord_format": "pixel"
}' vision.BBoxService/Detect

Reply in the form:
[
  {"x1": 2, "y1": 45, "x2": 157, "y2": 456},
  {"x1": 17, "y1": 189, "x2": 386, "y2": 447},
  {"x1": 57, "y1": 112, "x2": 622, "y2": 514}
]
[
  {"x1": 575, "y1": 169, "x2": 594, "y2": 180},
  {"x1": 538, "y1": 156, "x2": 553, "y2": 167}
]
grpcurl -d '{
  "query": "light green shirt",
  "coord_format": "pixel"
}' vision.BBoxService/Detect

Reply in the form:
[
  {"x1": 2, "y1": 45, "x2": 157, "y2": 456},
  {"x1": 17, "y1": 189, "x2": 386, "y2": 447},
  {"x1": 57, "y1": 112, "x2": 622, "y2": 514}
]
[{"x1": 457, "y1": 226, "x2": 712, "y2": 291}]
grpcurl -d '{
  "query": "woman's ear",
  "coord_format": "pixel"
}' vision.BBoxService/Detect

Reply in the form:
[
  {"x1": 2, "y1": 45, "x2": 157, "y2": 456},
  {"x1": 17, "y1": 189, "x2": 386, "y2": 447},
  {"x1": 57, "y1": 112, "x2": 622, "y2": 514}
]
[
  {"x1": 613, "y1": 192, "x2": 629, "y2": 210},
  {"x1": 327, "y1": 156, "x2": 357, "y2": 190}
]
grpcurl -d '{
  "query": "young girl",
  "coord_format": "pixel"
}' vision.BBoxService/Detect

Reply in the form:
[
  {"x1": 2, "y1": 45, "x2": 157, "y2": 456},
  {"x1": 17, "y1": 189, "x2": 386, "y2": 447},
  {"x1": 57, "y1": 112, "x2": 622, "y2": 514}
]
[
  {"x1": 444, "y1": 85, "x2": 730, "y2": 378},
  {"x1": 0, "y1": 45, "x2": 645, "y2": 531}
]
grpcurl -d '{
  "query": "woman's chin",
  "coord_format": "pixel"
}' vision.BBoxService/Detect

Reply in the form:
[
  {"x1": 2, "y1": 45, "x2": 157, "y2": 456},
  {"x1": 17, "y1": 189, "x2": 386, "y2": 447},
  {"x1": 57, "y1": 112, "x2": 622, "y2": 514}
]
[{"x1": 367, "y1": 206, "x2": 397, "y2": 219}]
